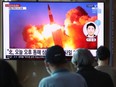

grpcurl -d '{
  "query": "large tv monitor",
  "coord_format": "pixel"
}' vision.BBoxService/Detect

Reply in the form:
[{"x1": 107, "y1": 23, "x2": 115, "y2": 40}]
[{"x1": 2, "y1": 1, "x2": 104, "y2": 59}]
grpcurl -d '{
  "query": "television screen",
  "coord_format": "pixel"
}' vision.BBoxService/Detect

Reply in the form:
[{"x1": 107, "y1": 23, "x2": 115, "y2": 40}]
[{"x1": 2, "y1": 1, "x2": 104, "y2": 59}]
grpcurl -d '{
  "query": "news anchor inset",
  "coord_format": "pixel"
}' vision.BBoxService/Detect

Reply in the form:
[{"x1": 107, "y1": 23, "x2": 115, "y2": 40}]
[
  {"x1": 83, "y1": 22, "x2": 99, "y2": 37},
  {"x1": 83, "y1": 22, "x2": 99, "y2": 42}
]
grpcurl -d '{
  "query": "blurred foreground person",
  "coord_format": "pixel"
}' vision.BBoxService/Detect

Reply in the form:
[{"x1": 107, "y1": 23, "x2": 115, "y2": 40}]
[
  {"x1": 38, "y1": 45, "x2": 87, "y2": 87},
  {"x1": 0, "y1": 59, "x2": 22, "y2": 87},
  {"x1": 96, "y1": 46, "x2": 116, "y2": 87},
  {"x1": 71, "y1": 48, "x2": 114, "y2": 87}
]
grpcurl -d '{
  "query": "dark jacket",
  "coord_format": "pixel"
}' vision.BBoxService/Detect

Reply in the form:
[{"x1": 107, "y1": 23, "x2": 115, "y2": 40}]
[{"x1": 77, "y1": 66, "x2": 114, "y2": 87}]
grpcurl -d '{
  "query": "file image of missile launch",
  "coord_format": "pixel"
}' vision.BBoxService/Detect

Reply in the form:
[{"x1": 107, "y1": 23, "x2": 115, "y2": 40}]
[
  {"x1": 10, "y1": 3, "x2": 98, "y2": 49},
  {"x1": 48, "y1": 4, "x2": 54, "y2": 24}
]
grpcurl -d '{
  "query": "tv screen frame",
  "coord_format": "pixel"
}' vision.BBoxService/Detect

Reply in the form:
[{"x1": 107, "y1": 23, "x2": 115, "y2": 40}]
[{"x1": 2, "y1": 1, "x2": 104, "y2": 59}]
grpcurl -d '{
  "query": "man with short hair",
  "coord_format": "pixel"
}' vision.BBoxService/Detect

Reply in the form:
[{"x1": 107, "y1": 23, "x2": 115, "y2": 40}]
[
  {"x1": 38, "y1": 45, "x2": 87, "y2": 87},
  {"x1": 86, "y1": 22, "x2": 96, "y2": 37},
  {"x1": 96, "y1": 46, "x2": 116, "y2": 87}
]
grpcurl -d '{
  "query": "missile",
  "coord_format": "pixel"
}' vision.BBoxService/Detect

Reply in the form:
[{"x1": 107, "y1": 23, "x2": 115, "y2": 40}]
[{"x1": 48, "y1": 4, "x2": 54, "y2": 24}]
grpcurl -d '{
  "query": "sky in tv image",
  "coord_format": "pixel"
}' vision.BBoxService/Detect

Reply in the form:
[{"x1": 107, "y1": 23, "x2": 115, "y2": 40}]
[{"x1": 9, "y1": 2, "x2": 99, "y2": 49}]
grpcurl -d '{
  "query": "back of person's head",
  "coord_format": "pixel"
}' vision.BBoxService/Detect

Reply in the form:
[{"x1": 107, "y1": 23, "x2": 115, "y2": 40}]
[
  {"x1": 0, "y1": 59, "x2": 22, "y2": 87},
  {"x1": 96, "y1": 46, "x2": 110, "y2": 60},
  {"x1": 45, "y1": 45, "x2": 67, "y2": 66},
  {"x1": 71, "y1": 48, "x2": 94, "y2": 67}
]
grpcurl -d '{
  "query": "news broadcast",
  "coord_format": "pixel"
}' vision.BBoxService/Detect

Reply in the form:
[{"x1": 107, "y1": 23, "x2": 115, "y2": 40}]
[{"x1": 2, "y1": 1, "x2": 104, "y2": 59}]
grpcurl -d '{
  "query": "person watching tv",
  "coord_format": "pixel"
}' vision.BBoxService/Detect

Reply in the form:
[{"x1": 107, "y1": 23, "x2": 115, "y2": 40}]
[
  {"x1": 38, "y1": 45, "x2": 87, "y2": 87},
  {"x1": 96, "y1": 46, "x2": 116, "y2": 87},
  {"x1": 71, "y1": 48, "x2": 114, "y2": 87}
]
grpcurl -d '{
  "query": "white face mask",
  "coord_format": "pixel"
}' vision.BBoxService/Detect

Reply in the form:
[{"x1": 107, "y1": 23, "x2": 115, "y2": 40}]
[{"x1": 46, "y1": 66, "x2": 52, "y2": 75}]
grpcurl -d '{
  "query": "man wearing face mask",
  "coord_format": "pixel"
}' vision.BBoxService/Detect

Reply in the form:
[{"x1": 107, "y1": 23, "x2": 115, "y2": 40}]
[{"x1": 38, "y1": 45, "x2": 87, "y2": 87}]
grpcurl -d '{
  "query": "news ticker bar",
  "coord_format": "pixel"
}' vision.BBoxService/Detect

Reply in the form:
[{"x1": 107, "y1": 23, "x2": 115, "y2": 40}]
[
  {"x1": 6, "y1": 55, "x2": 44, "y2": 59},
  {"x1": 5, "y1": 49, "x2": 75, "y2": 57}
]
